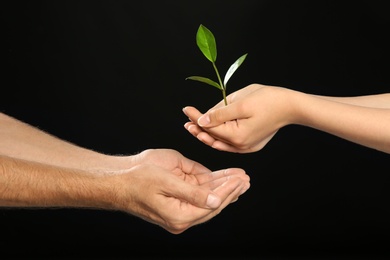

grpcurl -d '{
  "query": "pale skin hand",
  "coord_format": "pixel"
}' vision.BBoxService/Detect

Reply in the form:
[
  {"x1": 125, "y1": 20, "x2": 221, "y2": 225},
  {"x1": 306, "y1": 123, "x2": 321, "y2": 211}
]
[
  {"x1": 182, "y1": 84, "x2": 390, "y2": 154},
  {"x1": 0, "y1": 112, "x2": 250, "y2": 234}
]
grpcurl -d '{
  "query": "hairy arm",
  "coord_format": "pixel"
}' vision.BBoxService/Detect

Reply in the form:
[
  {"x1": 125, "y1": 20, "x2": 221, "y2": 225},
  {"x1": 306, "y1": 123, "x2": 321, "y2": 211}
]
[
  {"x1": 0, "y1": 154, "x2": 249, "y2": 233},
  {"x1": 0, "y1": 112, "x2": 131, "y2": 173},
  {"x1": 0, "y1": 154, "x2": 115, "y2": 208}
]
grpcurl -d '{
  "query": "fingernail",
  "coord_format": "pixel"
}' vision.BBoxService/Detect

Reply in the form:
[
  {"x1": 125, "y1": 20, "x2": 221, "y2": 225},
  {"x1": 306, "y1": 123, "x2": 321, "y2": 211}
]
[
  {"x1": 182, "y1": 107, "x2": 188, "y2": 115},
  {"x1": 198, "y1": 115, "x2": 210, "y2": 127},
  {"x1": 206, "y1": 194, "x2": 221, "y2": 208}
]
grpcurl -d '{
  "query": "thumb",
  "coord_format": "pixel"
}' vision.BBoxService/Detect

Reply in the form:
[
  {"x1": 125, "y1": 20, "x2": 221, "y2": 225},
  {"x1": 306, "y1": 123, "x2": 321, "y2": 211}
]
[
  {"x1": 197, "y1": 103, "x2": 240, "y2": 127},
  {"x1": 173, "y1": 181, "x2": 222, "y2": 209}
]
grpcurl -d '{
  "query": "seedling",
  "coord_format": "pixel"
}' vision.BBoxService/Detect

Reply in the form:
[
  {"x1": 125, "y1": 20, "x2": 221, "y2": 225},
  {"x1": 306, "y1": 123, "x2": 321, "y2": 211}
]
[{"x1": 186, "y1": 24, "x2": 248, "y2": 106}]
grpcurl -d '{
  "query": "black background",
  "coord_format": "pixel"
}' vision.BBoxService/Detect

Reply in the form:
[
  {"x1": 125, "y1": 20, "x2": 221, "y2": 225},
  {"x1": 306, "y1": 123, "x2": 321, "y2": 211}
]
[{"x1": 2, "y1": 1, "x2": 390, "y2": 259}]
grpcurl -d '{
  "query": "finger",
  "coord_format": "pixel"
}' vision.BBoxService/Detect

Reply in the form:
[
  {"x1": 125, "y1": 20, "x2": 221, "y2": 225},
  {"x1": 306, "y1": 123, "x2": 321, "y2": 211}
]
[
  {"x1": 169, "y1": 181, "x2": 223, "y2": 209},
  {"x1": 195, "y1": 175, "x2": 248, "y2": 220},
  {"x1": 185, "y1": 122, "x2": 226, "y2": 144},
  {"x1": 198, "y1": 168, "x2": 249, "y2": 186},
  {"x1": 191, "y1": 127, "x2": 240, "y2": 152},
  {"x1": 184, "y1": 123, "x2": 242, "y2": 152},
  {"x1": 171, "y1": 176, "x2": 246, "y2": 229},
  {"x1": 188, "y1": 179, "x2": 249, "y2": 228},
  {"x1": 169, "y1": 167, "x2": 249, "y2": 210},
  {"x1": 184, "y1": 108, "x2": 241, "y2": 142},
  {"x1": 184, "y1": 122, "x2": 215, "y2": 143},
  {"x1": 196, "y1": 131, "x2": 218, "y2": 145},
  {"x1": 210, "y1": 140, "x2": 243, "y2": 153},
  {"x1": 184, "y1": 121, "x2": 199, "y2": 134},
  {"x1": 179, "y1": 171, "x2": 250, "y2": 228},
  {"x1": 209, "y1": 175, "x2": 249, "y2": 210},
  {"x1": 182, "y1": 106, "x2": 203, "y2": 125},
  {"x1": 197, "y1": 101, "x2": 249, "y2": 128},
  {"x1": 190, "y1": 128, "x2": 230, "y2": 151}
]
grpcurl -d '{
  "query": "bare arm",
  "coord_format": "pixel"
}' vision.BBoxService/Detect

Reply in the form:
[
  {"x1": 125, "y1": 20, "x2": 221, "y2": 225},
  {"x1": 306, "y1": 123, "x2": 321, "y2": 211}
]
[
  {"x1": 183, "y1": 84, "x2": 390, "y2": 154},
  {"x1": 311, "y1": 93, "x2": 390, "y2": 108},
  {"x1": 0, "y1": 112, "x2": 131, "y2": 173},
  {"x1": 293, "y1": 90, "x2": 390, "y2": 153},
  {"x1": 0, "y1": 154, "x2": 115, "y2": 208},
  {"x1": 0, "y1": 153, "x2": 249, "y2": 233}
]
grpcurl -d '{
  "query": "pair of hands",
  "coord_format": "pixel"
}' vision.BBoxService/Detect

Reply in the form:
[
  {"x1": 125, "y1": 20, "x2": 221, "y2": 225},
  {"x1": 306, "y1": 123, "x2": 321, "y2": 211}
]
[
  {"x1": 131, "y1": 84, "x2": 280, "y2": 232},
  {"x1": 156, "y1": 84, "x2": 390, "y2": 233},
  {"x1": 102, "y1": 84, "x2": 273, "y2": 233},
  {"x1": 150, "y1": 84, "x2": 284, "y2": 233}
]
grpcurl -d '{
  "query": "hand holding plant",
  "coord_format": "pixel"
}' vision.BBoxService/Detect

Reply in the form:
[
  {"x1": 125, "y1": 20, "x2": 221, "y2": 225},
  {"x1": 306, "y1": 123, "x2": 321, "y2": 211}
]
[{"x1": 186, "y1": 24, "x2": 248, "y2": 106}]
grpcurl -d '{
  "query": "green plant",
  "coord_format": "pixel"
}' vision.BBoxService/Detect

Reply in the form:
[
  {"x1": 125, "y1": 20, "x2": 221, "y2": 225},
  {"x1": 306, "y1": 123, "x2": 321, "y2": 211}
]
[{"x1": 186, "y1": 24, "x2": 248, "y2": 106}]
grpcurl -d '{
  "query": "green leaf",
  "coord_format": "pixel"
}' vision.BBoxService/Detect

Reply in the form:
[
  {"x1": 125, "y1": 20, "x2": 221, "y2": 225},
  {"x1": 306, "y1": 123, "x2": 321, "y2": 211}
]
[
  {"x1": 196, "y1": 24, "x2": 217, "y2": 63},
  {"x1": 223, "y1": 53, "x2": 248, "y2": 87},
  {"x1": 185, "y1": 76, "x2": 222, "y2": 90}
]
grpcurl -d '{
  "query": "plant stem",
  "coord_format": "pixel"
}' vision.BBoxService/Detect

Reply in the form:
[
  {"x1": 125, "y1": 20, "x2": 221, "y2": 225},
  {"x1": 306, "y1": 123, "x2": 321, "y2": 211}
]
[
  {"x1": 212, "y1": 62, "x2": 228, "y2": 106},
  {"x1": 221, "y1": 88, "x2": 227, "y2": 106}
]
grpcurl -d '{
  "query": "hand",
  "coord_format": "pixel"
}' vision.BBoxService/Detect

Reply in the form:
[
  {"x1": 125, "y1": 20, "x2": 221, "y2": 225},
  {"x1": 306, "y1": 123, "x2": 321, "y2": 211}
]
[
  {"x1": 183, "y1": 84, "x2": 291, "y2": 153},
  {"x1": 111, "y1": 163, "x2": 250, "y2": 234},
  {"x1": 130, "y1": 148, "x2": 216, "y2": 174}
]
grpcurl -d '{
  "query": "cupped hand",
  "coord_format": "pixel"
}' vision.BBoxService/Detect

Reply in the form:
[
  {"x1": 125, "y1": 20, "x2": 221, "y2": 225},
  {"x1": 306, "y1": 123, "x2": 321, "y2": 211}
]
[
  {"x1": 182, "y1": 84, "x2": 291, "y2": 153},
  {"x1": 112, "y1": 163, "x2": 250, "y2": 234}
]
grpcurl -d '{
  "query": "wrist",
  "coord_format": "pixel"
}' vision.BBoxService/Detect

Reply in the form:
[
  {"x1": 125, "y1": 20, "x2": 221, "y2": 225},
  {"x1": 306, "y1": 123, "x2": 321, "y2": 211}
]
[
  {"x1": 263, "y1": 86, "x2": 301, "y2": 127},
  {"x1": 278, "y1": 87, "x2": 310, "y2": 126}
]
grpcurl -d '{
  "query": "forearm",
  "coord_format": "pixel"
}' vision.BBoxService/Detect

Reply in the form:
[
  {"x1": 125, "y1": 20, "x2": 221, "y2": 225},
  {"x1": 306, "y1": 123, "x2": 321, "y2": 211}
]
[
  {"x1": 0, "y1": 154, "x2": 117, "y2": 208},
  {"x1": 291, "y1": 91, "x2": 390, "y2": 153},
  {"x1": 0, "y1": 113, "x2": 132, "y2": 173},
  {"x1": 310, "y1": 93, "x2": 390, "y2": 108}
]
